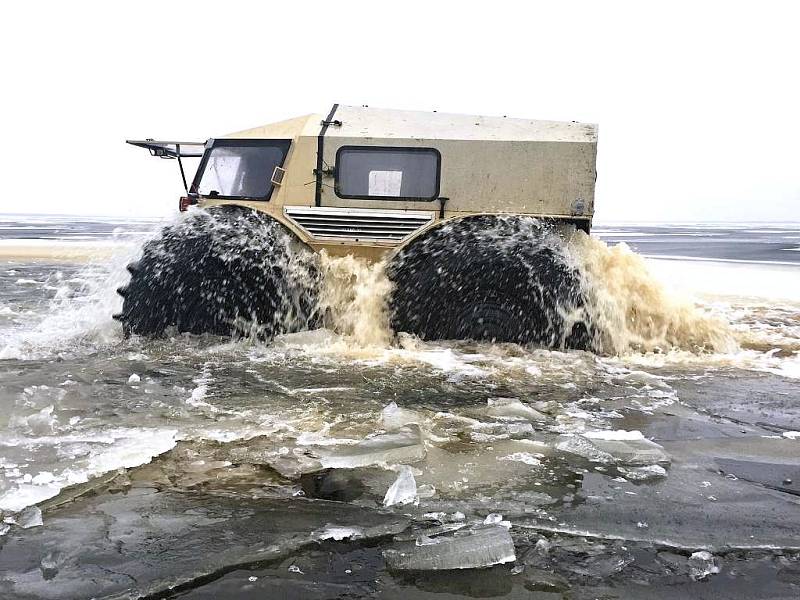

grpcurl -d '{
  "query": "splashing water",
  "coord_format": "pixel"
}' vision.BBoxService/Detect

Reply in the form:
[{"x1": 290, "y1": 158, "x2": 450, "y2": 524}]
[
  {"x1": 566, "y1": 231, "x2": 738, "y2": 355},
  {"x1": 324, "y1": 214, "x2": 737, "y2": 357},
  {"x1": 0, "y1": 211, "x2": 767, "y2": 363},
  {"x1": 0, "y1": 236, "x2": 148, "y2": 360},
  {"x1": 316, "y1": 252, "x2": 392, "y2": 348}
]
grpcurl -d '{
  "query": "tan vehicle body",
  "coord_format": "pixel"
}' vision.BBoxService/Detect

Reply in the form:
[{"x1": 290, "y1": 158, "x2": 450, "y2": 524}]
[{"x1": 196, "y1": 105, "x2": 597, "y2": 260}]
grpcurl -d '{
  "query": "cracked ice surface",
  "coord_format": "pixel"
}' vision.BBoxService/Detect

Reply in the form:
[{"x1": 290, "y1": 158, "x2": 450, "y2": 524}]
[{"x1": 1, "y1": 243, "x2": 800, "y2": 597}]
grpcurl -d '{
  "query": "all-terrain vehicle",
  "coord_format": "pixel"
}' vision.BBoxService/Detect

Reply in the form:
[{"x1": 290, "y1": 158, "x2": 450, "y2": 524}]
[{"x1": 118, "y1": 105, "x2": 598, "y2": 348}]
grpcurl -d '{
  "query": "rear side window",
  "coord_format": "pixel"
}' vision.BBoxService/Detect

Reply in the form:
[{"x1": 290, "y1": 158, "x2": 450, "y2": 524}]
[{"x1": 335, "y1": 146, "x2": 441, "y2": 201}]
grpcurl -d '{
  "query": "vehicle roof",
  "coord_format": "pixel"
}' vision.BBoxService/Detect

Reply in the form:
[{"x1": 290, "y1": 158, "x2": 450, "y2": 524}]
[
  {"x1": 222, "y1": 106, "x2": 597, "y2": 143},
  {"x1": 330, "y1": 105, "x2": 597, "y2": 142},
  {"x1": 222, "y1": 113, "x2": 323, "y2": 140}
]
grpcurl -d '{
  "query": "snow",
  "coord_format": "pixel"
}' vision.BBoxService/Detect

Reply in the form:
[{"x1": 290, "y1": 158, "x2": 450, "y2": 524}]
[
  {"x1": 0, "y1": 428, "x2": 177, "y2": 512},
  {"x1": 584, "y1": 429, "x2": 645, "y2": 441}
]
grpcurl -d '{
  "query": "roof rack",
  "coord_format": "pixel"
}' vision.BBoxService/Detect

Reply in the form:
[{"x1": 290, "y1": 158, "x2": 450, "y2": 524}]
[
  {"x1": 126, "y1": 139, "x2": 206, "y2": 193},
  {"x1": 126, "y1": 139, "x2": 206, "y2": 158}
]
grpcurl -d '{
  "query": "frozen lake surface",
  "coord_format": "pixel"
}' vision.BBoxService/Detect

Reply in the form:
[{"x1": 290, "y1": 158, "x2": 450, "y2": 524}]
[{"x1": 0, "y1": 214, "x2": 798, "y2": 599}]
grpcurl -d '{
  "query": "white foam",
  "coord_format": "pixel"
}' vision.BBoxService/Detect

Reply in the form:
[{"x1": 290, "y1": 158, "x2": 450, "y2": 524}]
[{"x1": 0, "y1": 246, "x2": 145, "y2": 360}]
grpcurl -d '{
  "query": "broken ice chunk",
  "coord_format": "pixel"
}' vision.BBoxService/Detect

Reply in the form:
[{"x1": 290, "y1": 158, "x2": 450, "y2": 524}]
[
  {"x1": 319, "y1": 425, "x2": 426, "y2": 469},
  {"x1": 15, "y1": 506, "x2": 43, "y2": 529},
  {"x1": 40, "y1": 552, "x2": 59, "y2": 578},
  {"x1": 688, "y1": 551, "x2": 720, "y2": 580},
  {"x1": 486, "y1": 398, "x2": 547, "y2": 422},
  {"x1": 535, "y1": 538, "x2": 550, "y2": 555},
  {"x1": 483, "y1": 513, "x2": 512, "y2": 528},
  {"x1": 416, "y1": 534, "x2": 439, "y2": 546},
  {"x1": 497, "y1": 452, "x2": 542, "y2": 466},
  {"x1": 225, "y1": 442, "x2": 322, "y2": 479},
  {"x1": 556, "y1": 436, "x2": 614, "y2": 463},
  {"x1": 417, "y1": 483, "x2": 436, "y2": 498},
  {"x1": 382, "y1": 402, "x2": 422, "y2": 431},
  {"x1": 394, "y1": 522, "x2": 467, "y2": 542},
  {"x1": 314, "y1": 525, "x2": 366, "y2": 541},
  {"x1": 586, "y1": 435, "x2": 669, "y2": 466},
  {"x1": 383, "y1": 525, "x2": 516, "y2": 570},
  {"x1": 21, "y1": 406, "x2": 57, "y2": 436},
  {"x1": 618, "y1": 464, "x2": 668, "y2": 481},
  {"x1": 470, "y1": 421, "x2": 534, "y2": 442},
  {"x1": 383, "y1": 465, "x2": 418, "y2": 507},
  {"x1": 127, "y1": 373, "x2": 141, "y2": 384},
  {"x1": 558, "y1": 432, "x2": 669, "y2": 466}
]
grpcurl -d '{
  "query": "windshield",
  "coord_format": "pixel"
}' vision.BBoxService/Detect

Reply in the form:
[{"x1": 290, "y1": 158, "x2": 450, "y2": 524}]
[{"x1": 194, "y1": 139, "x2": 291, "y2": 199}]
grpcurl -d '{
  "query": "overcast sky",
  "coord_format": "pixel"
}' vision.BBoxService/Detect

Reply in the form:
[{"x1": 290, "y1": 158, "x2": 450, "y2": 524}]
[{"x1": 1, "y1": 1, "x2": 797, "y2": 223}]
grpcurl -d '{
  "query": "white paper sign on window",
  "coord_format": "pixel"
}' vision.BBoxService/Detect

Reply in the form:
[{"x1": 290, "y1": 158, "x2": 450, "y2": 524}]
[{"x1": 368, "y1": 170, "x2": 403, "y2": 197}]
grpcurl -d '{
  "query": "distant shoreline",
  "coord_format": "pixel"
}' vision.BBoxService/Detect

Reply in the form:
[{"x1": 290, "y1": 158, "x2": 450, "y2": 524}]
[{"x1": 0, "y1": 240, "x2": 133, "y2": 260}]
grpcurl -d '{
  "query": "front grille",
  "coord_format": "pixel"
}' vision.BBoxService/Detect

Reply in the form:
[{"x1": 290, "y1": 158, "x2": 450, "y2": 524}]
[{"x1": 284, "y1": 206, "x2": 435, "y2": 243}]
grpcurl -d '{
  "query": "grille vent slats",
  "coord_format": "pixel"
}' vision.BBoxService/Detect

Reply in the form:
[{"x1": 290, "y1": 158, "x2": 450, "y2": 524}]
[{"x1": 284, "y1": 207, "x2": 434, "y2": 243}]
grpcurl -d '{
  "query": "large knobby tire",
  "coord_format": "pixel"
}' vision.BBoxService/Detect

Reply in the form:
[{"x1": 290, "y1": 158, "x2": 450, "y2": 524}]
[
  {"x1": 386, "y1": 216, "x2": 592, "y2": 350},
  {"x1": 115, "y1": 206, "x2": 321, "y2": 338}
]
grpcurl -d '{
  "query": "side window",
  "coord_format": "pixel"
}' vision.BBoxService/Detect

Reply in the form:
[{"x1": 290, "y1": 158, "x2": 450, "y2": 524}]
[{"x1": 335, "y1": 146, "x2": 441, "y2": 201}]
